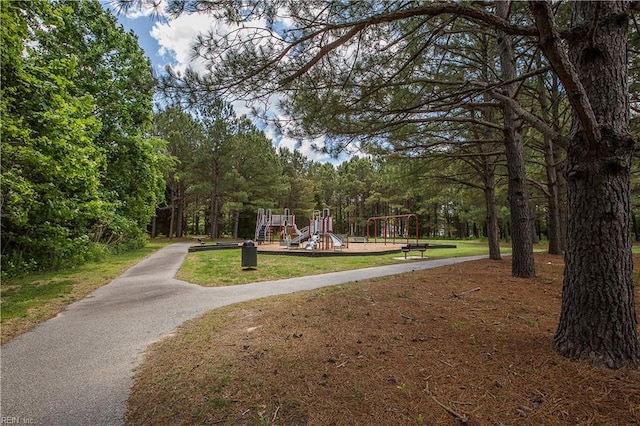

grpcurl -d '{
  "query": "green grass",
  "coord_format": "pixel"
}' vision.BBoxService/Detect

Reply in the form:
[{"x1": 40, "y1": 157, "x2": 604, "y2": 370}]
[
  {"x1": 176, "y1": 239, "x2": 506, "y2": 286},
  {"x1": 1, "y1": 239, "x2": 175, "y2": 342}
]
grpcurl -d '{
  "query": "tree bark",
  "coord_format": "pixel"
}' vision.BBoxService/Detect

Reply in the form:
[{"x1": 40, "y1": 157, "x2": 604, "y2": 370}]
[
  {"x1": 496, "y1": 0, "x2": 536, "y2": 278},
  {"x1": 543, "y1": 136, "x2": 563, "y2": 254},
  {"x1": 550, "y1": 74, "x2": 568, "y2": 252},
  {"x1": 483, "y1": 168, "x2": 502, "y2": 260},
  {"x1": 478, "y1": 34, "x2": 502, "y2": 261},
  {"x1": 533, "y1": 0, "x2": 640, "y2": 368},
  {"x1": 233, "y1": 209, "x2": 240, "y2": 239},
  {"x1": 210, "y1": 194, "x2": 220, "y2": 239},
  {"x1": 169, "y1": 184, "x2": 176, "y2": 239},
  {"x1": 536, "y1": 70, "x2": 564, "y2": 255}
]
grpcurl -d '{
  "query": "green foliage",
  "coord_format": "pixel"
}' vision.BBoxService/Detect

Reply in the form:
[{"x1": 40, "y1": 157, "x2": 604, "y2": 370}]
[
  {"x1": 152, "y1": 93, "x2": 285, "y2": 238},
  {"x1": 0, "y1": 0, "x2": 164, "y2": 276},
  {"x1": 1, "y1": 0, "x2": 106, "y2": 274},
  {"x1": 44, "y1": 0, "x2": 164, "y2": 247}
]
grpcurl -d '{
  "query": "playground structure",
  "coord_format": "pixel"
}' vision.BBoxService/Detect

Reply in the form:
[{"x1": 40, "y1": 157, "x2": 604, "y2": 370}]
[
  {"x1": 254, "y1": 208, "x2": 296, "y2": 244},
  {"x1": 189, "y1": 210, "x2": 444, "y2": 257},
  {"x1": 255, "y1": 208, "x2": 344, "y2": 250},
  {"x1": 366, "y1": 214, "x2": 420, "y2": 245}
]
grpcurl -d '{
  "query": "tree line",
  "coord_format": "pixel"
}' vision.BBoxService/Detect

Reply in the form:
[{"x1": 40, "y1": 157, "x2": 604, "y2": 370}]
[{"x1": 152, "y1": 101, "x2": 520, "y2": 244}]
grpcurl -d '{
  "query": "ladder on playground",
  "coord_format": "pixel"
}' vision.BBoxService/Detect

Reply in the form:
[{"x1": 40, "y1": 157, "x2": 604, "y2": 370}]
[
  {"x1": 255, "y1": 223, "x2": 269, "y2": 243},
  {"x1": 254, "y1": 208, "x2": 269, "y2": 242}
]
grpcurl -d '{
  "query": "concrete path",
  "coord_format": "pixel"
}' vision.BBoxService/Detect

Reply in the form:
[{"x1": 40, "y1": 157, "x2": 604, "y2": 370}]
[{"x1": 0, "y1": 242, "x2": 487, "y2": 425}]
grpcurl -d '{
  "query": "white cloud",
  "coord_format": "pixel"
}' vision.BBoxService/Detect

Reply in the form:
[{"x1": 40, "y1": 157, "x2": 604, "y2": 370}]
[
  {"x1": 149, "y1": 14, "x2": 216, "y2": 74},
  {"x1": 149, "y1": 12, "x2": 272, "y2": 74},
  {"x1": 145, "y1": 10, "x2": 347, "y2": 164},
  {"x1": 263, "y1": 127, "x2": 330, "y2": 163}
]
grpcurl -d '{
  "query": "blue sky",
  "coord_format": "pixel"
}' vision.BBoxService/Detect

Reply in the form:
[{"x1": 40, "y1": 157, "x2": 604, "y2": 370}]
[
  {"x1": 113, "y1": 13, "x2": 166, "y2": 70},
  {"x1": 102, "y1": 2, "x2": 174, "y2": 74}
]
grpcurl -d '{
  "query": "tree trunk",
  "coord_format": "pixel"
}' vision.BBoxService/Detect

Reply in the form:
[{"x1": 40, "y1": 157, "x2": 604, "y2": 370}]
[
  {"x1": 483, "y1": 161, "x2": 502, "y2": 260},
  {"x1": 537, "y1": 70, "x2": 563, "y2": 255},
  {"x1": 531, "y1": 208, "x2": 540, "y2": 244},
  {"x1": 543, "y1": 135, "x2": 563, "y2": 254},
  {"x1": 477, "y1": 35, "x2": 502, "y2": 261},
  {"x1": 551, "y1": 73, "x2": 567, "y2": 252},
  {"x1": 549, "y1": 1, "x2": 640, "y2": 368},
  {"x1": 211, "y1": 158, "x2": 221, "y2": 239},
  {"x1": 168, "y1": 184, "x2": 176, "y2": 239},
  {"x1": 175, "y1": 182, "x2": 185, "y2": 238},
  {"x1": 496, "y1": 0, "x2": 536, "y2": 278},
  {"x1": 210, "y1": 194, "x2": 220, "y2": 239},
  {"x1": 193, "y1": 195, "x2": 201, "y2": 235},
  {"x1": 150, "y1": 215, "x2": 157, "y2": 238},
  {"x1": 233, "y1": 209, "x2": 240, "y2": 239}
]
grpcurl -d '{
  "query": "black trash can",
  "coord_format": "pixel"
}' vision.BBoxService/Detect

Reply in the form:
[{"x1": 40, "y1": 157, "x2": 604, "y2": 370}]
[{"x1": 241, "y1": 240, "x2": 257, "y2": 268}]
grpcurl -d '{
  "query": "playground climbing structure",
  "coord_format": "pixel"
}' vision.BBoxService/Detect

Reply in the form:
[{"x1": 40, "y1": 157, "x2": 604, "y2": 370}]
[
  {"x1": 254, "y1": 208, "x2": 344, "y2": 250},
  {"x1": 254, "y1": 208, "x2": 298, "y2": 244}
]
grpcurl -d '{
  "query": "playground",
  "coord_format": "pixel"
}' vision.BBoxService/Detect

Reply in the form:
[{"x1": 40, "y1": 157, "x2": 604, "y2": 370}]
[{"x1": 252, "y1": 208, "x2": 436, "y2": 257}]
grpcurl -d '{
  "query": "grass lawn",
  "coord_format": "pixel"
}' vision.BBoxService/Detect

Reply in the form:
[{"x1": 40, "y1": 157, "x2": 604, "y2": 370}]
[{"x1": 176, "y1": 239, "x2": 509, "y2": 286}]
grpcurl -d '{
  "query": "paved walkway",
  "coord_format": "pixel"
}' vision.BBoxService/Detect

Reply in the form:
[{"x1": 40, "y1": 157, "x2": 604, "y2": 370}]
[{"x1": 1, "y1": 242, "x2": 487, "y2": 425}]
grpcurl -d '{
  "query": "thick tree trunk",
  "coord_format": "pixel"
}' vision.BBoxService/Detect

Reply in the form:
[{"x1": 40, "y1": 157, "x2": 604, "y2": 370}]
[
  {"x1": 496, "y1": 0, "x2": 536, "y2": 278},
  {"x1": 542, "y1": 1, "x2": 640, "y2": 368}
]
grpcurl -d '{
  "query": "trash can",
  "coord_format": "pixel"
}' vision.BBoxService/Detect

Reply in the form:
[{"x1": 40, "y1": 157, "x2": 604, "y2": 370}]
[{"x1": 241, "y1": 240, "x2": 257, "y2": 268}]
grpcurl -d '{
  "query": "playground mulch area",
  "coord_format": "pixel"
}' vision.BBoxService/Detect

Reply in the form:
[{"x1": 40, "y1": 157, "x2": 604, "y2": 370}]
[
  {"x1": 127, "y1": 252, "x2": 640, "y2": 425},
  {"x1": 256, "y1": 241, "x2": 406, "y2": 255}
]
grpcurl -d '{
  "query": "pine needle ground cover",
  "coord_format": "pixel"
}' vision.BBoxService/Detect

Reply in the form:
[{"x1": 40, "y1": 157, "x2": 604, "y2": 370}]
[{"x1": 127, "y1": 253, "x2": 640, "y2": 425}]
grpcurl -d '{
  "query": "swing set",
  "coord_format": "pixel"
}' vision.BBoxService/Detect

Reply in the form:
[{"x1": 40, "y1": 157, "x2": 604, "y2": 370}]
[{"x1": 366, "y1": 214, "x2": 419, "y2": 245}]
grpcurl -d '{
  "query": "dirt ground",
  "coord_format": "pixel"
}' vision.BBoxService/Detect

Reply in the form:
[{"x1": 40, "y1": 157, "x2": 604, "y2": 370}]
[{"x1": 127, "y1": 253, "x2": 640, "y2": 425}]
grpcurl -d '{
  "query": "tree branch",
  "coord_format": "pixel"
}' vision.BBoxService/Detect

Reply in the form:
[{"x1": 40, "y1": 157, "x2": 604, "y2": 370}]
[
  {"x1": 488, "y1": 89, "x2": 564, "y2": 146},
  {"x1": 529, "y1": 1, "x2": 601, "y2": 151},
  {"x1": 279, "y1": 23, "x2": 367, "y2": 87}
]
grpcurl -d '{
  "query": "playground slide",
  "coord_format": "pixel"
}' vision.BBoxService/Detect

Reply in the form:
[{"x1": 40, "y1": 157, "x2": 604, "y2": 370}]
[
  {"x1": 305, "y1": 234, "x2": 319, "y2": 250},
  {"x1": 291, "y1": 227, "x2": 310, "y2": 245},
  {"x1": 327, "y1": 233, "x2": 343, "y2": 248}
]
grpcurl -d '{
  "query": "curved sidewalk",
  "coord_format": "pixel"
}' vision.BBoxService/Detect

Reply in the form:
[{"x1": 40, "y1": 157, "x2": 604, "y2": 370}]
[{"x1": 0, "y1": 242, "x2": 487, "y2": 425}]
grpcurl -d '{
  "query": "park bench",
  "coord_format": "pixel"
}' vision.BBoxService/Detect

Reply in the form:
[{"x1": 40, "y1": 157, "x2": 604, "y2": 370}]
[{"x1": 401, "y1": 243, "x2": 428, "y2": 259}]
